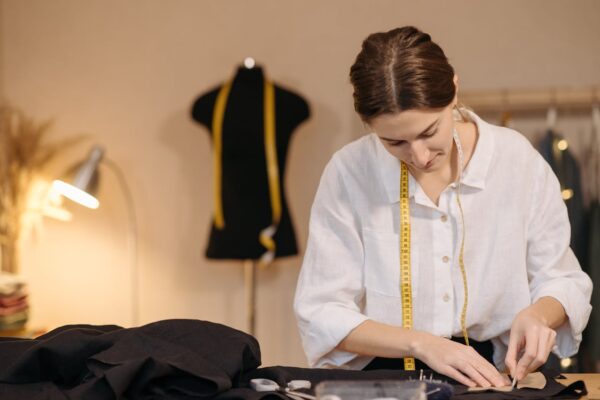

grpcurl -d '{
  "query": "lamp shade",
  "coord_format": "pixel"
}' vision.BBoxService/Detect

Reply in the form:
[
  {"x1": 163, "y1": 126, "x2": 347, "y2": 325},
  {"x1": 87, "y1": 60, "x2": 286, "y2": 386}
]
[{"x1": 53, "y1": 146, "x2": 105, "y2": 209}]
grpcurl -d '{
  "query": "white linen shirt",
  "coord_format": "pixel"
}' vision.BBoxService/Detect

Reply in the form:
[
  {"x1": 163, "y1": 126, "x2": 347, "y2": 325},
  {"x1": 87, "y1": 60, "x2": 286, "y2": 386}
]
[{"x1": 293, "y1": 110, "x2": 593, "y2": 370}]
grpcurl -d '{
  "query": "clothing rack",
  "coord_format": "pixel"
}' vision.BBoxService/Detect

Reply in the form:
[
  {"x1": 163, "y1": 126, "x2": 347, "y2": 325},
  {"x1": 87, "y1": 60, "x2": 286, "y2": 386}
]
[{"x1": 460, "y1": 86, "x2": 600, "y2": 115}]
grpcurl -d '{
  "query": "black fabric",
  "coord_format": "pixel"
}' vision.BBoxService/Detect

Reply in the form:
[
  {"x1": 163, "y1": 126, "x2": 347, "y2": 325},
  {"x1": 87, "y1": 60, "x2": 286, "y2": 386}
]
[
  {"x1": 191, "y1": 65, "x2": 310, "y2": 260},
  {"x1": 0, "y1": 319, "x2": 587, "y2": 399},
  {"x1": 239, "y1": 366, "x2": 586, "y2": 400},
  {"x1": 452, "y1": 373, "x2": 587, "y2": 399},
  {"x1": 0, "y1": 319, "x2": 261, "y2": 399},
  {"x1": 364, "y1": 336, "x2": 494, "y2": 371}
]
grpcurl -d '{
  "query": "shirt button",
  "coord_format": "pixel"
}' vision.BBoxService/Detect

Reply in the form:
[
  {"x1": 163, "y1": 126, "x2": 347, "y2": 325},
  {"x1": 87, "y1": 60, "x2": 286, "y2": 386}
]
[
  {"x1": 441, "y1": 214, "x2": 448, "y2": 222},
  {"x1": 442, "y1": 256, "x2": 450, "y2": 263},
  {"x1": 443, "y1": 293, "x2": 450, "y2": 302}
]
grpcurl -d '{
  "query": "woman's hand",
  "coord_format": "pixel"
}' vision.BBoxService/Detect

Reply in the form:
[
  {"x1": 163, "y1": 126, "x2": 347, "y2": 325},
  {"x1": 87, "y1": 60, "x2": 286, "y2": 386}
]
[
  {"x1": 412, "y1": 333, "x2": 509, "y2": 388},
  {"x1": 505, "y1": 305, "x2": 558, "y2": 381}
]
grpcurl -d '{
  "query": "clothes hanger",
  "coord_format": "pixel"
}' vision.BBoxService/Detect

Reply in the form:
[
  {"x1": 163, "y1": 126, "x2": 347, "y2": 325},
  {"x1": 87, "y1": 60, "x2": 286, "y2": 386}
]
[
  {"x1": 545, "y1": 100, "x2": 572, "y2": 200},
  {"x1": 546, "y1": 105, "x2": 558, "y2": 132},
  {"x1": 547, "y1": 103, "x2": 568, "y2": 152},
  {"x1": 546, "y1": 89, "x2": 558, "y2": 133},
  {"x1": 548, "y1": 105, "x2": 565, "y2": 157},
  {"x1": 592, "y1": 103, "x2": 600, "y2": 132}
]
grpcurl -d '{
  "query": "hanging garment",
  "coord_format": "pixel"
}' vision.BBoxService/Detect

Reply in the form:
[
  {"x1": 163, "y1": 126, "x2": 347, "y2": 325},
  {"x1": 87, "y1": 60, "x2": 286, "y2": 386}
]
[
  {"x1": 583, "y1": 200, "x2": 600, "y2": 369},
  {"x1": 581, "y1": 111, "x2": 600, "y2": 371},
  {"x1": 538, "y1": 130, "x2": 587, "y2": 265},
  {"x1": 191, "y1": 66, "x2": 310, "y2": 261}
]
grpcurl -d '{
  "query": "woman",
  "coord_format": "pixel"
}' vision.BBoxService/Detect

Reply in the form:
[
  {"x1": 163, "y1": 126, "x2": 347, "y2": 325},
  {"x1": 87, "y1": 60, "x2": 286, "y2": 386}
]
[{"x1": 293, "y1": 26, "x2": 592, "y2": 388}]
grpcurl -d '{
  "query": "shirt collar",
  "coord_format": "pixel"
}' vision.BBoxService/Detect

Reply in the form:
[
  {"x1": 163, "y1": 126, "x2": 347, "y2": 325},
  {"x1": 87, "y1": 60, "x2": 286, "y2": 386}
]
[
  {"x1": 374, "y1": 109, "x2": 495, "y2": 204},
  {"x1": 460, "y1": 109, "x2": 494, "y2": 190}
]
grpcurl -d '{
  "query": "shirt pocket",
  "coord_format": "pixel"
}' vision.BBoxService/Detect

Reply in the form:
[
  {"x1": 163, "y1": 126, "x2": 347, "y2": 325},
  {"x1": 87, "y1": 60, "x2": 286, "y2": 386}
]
[{"x1": 362, "y1": 228, "x2": 419, "y2": 300}]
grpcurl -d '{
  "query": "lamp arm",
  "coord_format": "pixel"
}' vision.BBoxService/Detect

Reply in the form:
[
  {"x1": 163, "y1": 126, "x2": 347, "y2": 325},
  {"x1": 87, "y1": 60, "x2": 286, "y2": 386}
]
[{"x1": 103, "y1": 157, "x2": 139, "y2": 327}]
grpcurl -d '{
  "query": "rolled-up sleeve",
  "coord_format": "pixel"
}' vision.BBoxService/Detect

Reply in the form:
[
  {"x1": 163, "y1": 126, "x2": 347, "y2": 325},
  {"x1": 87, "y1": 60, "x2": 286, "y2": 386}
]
[
  {"x1": 526, "y1": 154, "x2": 593, "y2": 358},
  {"x1": 293, "y1": 155, "x2": 369, "y2": 367}
]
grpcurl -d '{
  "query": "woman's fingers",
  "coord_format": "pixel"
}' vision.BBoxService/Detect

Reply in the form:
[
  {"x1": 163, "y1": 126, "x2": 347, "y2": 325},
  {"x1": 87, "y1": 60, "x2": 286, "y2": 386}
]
[
  {"x1": 456, "y1": 359, "x2": 494, "y2": 387},
  {"x1": 526, "y1": 329, "x2": 551, "y2": 374},
  {"x1": 505, "y1": 330, "x2": 521, "y2": 378},
  {"x1": 529, "y1": 328, "x2": 557, "y2": 375},
  {"x1": 449, "y1": 349, "x2": 506, "y2": 388},
  {"x1": 547, "y1": 330, "x2": 557, "y2": 354},
  {"x1": 514, "y1": 329, "x2": 536, "y2": 380},
  {"x1": 507, "y1": 302, "x2": 562, "y2": 381},
  {"x1": 442, "y1": 365, "x2": 477, "y2": 387},
  {"x1": 515, "y1": 328, "x2": 542, "y2": 380},
  {"x1": 469, "y1": 348, "x2": 510, "y2": 386},
  {"x1": 514, "y1": 327, "x2": 557, "y2": 380},
  {"x1": 418, "y1": 336, "x2": 508, "y2": 388}
]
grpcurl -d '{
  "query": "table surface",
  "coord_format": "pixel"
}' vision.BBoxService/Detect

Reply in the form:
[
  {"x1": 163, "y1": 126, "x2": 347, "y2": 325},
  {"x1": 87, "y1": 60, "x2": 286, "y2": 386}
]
[{"x1": 561, "y1": 374, "x2": 600, "y2": 400}]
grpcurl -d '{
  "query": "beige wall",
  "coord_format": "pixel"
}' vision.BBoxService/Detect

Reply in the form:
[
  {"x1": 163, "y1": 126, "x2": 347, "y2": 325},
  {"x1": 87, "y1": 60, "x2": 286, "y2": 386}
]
[{"x1": 1, "y1": 0, "x2": 599, "y2": 367}]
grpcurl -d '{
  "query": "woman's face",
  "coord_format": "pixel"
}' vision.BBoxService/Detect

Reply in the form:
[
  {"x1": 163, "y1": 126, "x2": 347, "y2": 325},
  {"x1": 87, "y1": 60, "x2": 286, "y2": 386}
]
[{"x1": 368, "y1": 103, "x2": 455, "y2": 173}]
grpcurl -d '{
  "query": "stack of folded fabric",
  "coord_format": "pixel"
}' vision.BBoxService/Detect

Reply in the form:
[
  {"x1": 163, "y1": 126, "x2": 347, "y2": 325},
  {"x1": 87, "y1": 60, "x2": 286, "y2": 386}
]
[{"x1": 0, "y1": 273, "x2": 28, "y2": 331}]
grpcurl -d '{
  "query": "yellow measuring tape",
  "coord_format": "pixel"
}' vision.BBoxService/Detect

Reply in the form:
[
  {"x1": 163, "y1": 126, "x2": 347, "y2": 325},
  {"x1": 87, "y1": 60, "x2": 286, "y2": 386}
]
[
  {"x1": 456, "y1": 192, "x2": 470, "y2": 345},
  {"x1": 258, "y1": 80, "x2": 282, "y2": 263},
  {"x1": 399, "y1": 131, "x2": 470, "y2": 370},
  {"x1": 212, "y1": 78, "x2": 281, "y2": 262},
  {"x1": 212, "y1": 81, "x2": 232, "y2": 230},
  {"x1": 399, "y1": 162, "x2": 415, "y2": 370}
]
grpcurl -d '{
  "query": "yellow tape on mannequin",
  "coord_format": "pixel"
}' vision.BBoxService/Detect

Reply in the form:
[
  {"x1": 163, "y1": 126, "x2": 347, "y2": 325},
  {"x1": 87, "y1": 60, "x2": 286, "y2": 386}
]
[
  {"x1": 212, "y1": 78, "x2": 281, "y2": 263},
  {"x1": 258, "y1": 80, "x2": 281, "y2": 263},
  {"x1": 212, "y1": 81, "x2": 232, "y2": 230}
]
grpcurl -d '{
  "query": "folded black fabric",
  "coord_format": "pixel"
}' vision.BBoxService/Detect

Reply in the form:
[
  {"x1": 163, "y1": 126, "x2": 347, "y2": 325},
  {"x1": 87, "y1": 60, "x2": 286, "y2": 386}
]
[{"x1": 0, "y1": 319, "x2": 261, "y2": 399}]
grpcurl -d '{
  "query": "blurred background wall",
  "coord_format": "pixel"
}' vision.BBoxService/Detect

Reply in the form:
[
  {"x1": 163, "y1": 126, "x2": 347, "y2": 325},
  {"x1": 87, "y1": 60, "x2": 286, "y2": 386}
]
[{"x1": 0, "y1": 0, "x2": 598, "y2": 367}]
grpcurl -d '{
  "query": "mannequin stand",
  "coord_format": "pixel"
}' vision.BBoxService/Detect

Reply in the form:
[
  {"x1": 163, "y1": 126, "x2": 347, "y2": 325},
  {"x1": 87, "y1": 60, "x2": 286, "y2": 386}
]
[{"x1": 244, "y1": 259, "x2": 257, "y2": 336}]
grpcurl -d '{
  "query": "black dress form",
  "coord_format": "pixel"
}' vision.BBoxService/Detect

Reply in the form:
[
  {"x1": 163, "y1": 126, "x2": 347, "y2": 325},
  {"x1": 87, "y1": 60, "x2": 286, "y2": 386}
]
[{"x1": 191, "y1": 66, "x2": 310, "y2": 260}]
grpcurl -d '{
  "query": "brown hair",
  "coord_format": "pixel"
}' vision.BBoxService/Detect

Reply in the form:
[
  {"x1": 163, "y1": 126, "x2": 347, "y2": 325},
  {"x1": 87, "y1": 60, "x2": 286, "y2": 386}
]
[{"x1": 350, "y1": 26, "x2": 459, "y2": 123}]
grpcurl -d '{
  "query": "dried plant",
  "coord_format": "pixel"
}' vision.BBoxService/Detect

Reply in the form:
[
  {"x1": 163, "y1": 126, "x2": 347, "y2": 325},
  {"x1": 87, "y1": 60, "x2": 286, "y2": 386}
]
[{"x1": 0, "y1": 106, "x2": 81, "y2": 273}]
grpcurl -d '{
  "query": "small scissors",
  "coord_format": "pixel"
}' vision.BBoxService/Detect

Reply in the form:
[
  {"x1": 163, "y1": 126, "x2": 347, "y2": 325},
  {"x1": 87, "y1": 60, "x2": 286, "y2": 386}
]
[{"x1": 250, "y1": 378, "x2": 315, "y2": 400}]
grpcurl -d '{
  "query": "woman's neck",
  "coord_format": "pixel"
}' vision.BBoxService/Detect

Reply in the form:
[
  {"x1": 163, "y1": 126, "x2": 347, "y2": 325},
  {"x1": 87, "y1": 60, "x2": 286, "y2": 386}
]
[{"x1": 408, "y1": 120, "x2": 478, "y2": 205}]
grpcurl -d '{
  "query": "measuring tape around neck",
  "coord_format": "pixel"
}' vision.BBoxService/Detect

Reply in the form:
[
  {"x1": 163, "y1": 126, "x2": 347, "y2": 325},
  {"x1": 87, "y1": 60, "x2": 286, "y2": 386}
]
[
  {"x1": 399, "y1": 127, "x2": 470, "y2": 370},
  {"x1": 212, "y1": 78, "x2": 281, "y2": 264},
  {"x1": 399, "y1": 162, "x2": 415, "y2": 370},
  {"x1": 453, "y1": 127, "x2": 470, "y2": 347}
]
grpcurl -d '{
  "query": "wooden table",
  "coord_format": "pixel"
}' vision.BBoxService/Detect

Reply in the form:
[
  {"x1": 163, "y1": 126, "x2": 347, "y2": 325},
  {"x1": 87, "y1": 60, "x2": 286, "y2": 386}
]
[{"x1": 561, "y1": 374, "x2": 600, "y2": 400}]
